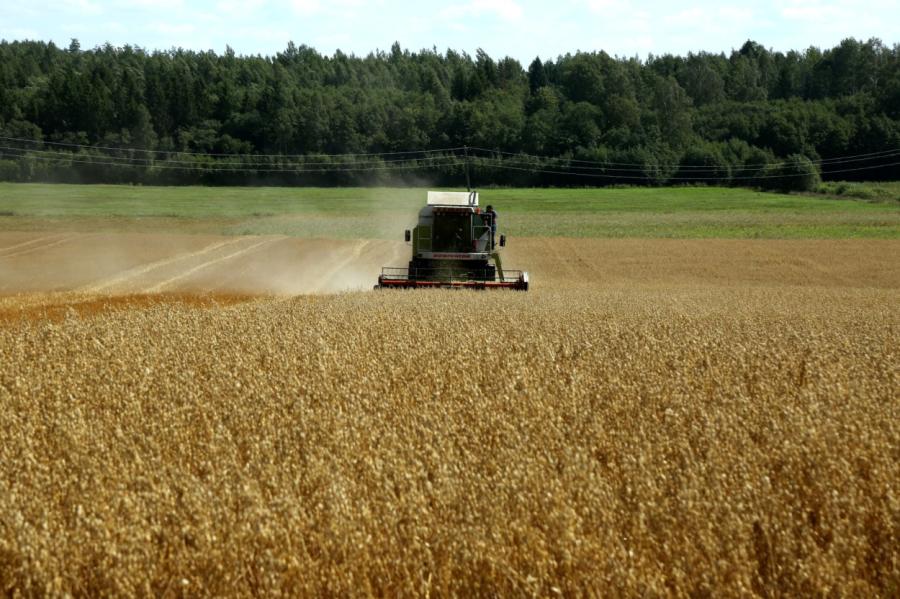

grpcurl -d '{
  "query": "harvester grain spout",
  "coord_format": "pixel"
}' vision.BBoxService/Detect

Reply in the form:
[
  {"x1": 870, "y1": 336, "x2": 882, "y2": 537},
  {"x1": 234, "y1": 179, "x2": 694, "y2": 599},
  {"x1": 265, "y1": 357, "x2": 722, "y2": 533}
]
[{"x1": 376, "y1": 191, "x2": 529, "y2": 290}]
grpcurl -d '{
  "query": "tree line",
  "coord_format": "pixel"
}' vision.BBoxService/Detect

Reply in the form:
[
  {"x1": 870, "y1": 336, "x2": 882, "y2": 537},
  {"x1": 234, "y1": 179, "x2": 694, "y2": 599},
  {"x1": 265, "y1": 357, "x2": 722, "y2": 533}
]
[{"x1": 0, "y1": 38, "x2": 898, "y2": 187}]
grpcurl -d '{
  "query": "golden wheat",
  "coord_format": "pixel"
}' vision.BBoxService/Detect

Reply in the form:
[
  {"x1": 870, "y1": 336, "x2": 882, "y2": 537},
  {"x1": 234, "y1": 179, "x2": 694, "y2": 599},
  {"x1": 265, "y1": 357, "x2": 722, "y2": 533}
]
[{"x1": 0, "y1": 283, "x2": 897, "y2": 597}]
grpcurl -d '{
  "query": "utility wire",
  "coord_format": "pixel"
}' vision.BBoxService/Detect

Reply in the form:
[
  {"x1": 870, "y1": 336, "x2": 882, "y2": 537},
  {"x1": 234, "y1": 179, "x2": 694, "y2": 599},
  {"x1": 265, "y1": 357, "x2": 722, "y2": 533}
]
[
  {"x1": 473, "y1": 153, "x2": 900, "y2": 176},
  {"x1": 2, "y1": 135, "x2": 898, "y2": 171},
  {"x1": 478, "y1": 158, "x2": 900, "y2": 180},
  {"x1": 2, "y1": 143, "x2": 897, "y2": 179},
  {"x1": 468, "y1": 146, "x2": 900, "y2": 169},
  {"x1": 0, "y1": 135, "x2": 465, "y2": 158},
  {"x1": 6, "y1": 140, "x2": 898, "y2": 174},
  {"x1": 0, "y1": 144, "x2": 462, "y2": 167},
  {"x1": 7, "y1": 147, "x2": 894, "y2": 179},
  {"x1": 0, "y1": 148, "x2": 465, "y2": 173}
]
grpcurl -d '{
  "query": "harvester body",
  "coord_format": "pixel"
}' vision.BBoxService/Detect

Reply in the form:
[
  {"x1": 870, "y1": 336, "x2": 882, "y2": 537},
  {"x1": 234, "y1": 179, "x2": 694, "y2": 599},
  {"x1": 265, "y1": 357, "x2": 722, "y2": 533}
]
[{"x1": 376, "y1": 191, "x2": 529, "y2": 290}]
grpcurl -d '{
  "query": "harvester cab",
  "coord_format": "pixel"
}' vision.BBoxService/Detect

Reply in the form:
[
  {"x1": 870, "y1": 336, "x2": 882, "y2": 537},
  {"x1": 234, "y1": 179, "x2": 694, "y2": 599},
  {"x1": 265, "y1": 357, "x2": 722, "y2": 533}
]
[{"x1": 376, "y1": 191, "x2": 529, "y2": 290}]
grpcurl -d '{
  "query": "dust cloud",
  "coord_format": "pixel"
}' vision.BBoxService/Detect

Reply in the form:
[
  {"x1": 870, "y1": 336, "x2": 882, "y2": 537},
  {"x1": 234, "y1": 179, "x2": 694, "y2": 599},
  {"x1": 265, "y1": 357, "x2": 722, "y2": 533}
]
[{"x1": 0, "y1": 232, "x2": 409, "y2": 296}]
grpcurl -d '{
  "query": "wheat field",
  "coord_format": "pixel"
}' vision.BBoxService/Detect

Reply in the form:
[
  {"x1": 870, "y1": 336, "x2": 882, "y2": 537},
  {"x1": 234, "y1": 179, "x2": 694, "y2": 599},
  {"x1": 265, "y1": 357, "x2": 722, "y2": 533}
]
[{"x1": 1, "y1": 234, "x2": 898, "y2": 596}]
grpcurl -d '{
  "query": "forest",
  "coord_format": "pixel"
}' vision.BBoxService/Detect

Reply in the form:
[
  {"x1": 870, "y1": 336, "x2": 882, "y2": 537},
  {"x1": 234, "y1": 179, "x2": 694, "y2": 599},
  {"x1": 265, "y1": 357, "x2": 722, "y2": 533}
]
[{"x1": 0, "y1": 37, "x2": 898, "y2": 187}]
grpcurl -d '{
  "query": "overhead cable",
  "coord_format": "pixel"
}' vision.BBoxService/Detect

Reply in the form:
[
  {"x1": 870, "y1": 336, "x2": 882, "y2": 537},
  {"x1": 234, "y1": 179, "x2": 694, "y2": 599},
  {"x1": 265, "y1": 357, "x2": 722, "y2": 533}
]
[{"x1": 0, "y1": 135, "x2": 465, "y2": 158}]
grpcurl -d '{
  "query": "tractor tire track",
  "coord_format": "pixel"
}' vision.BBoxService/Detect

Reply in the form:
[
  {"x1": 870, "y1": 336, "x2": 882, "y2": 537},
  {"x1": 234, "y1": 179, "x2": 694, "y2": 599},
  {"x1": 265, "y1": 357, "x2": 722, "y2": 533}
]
[
  {"x1": 147, "y1": 237, "x2": 279, "y2": 293},
  {"x1": 78, "y1": 238, "x2": 248, "y2": 294},
  {"x1": 204, "y1": 236, "x2": 291, "y2": 293},
  {"x1": 0, "y1": 234, "x2": 80, "y2": 260},
  {"x1": 310, "y1": 240, "x2": 372, "y2": 293},
  {"x1": 0, "y1": 234, "x2": 69, "y2": 257}
]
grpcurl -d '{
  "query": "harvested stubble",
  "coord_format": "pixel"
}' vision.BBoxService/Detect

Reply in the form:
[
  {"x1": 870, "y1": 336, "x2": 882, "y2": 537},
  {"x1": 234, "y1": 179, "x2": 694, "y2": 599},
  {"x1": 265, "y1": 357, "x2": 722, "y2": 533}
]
[{"x1": 0, "y1": 286, "x2": 897, "y2": 596}]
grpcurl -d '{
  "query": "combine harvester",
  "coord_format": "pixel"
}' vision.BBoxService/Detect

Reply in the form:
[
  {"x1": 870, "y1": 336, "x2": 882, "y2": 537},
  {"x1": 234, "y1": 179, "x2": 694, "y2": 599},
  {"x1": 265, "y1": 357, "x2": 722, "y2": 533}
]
[{"x1": 376, "y1": 191, "x2": 529, "y2": 290}]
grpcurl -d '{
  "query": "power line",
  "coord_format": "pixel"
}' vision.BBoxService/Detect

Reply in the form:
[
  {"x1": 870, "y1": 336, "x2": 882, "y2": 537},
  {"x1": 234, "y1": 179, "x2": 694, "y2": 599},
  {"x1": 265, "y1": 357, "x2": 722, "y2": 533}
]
[
  {"x1": 2, "y1": 142, "x2": 897, "y2": 179},
  {"x1": 0, "y1": 135, "x2": 464, "y2": 158},
  {"x1": 0, "y1": 144, "x2": 463, "y2": 168},
  {"x1": 3, "y1": 135, "x2": 897, "y2": 171},
  {"x1": 6, "y1": 141, "x2": 897, "y2": 175},
  {"x1": 0, "y1": 148, "x2": 465, "y2": 173},
  {"x1": 7, "y1": 147, "x2": 894, "y2": 179},
  {"x1": 469, "y1": 146, "x2": 900, "y2": 170},
  {"x1": 478, "y1": 158, "x2": 900, "y2": 180}
]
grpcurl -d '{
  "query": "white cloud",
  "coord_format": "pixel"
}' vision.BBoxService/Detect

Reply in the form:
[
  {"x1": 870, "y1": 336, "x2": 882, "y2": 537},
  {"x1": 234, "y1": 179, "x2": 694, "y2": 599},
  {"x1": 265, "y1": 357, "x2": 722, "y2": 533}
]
[
  {"x1": 776, "y1": 0, "x2": 892, "y2": 23},
  {"x1": 101, "y1": 21, "x2": 127, "y2": 34},
  {"x1": 584, "y1": 0, "x2": 619, "y2": 13},
  {"x1": 129, "y1": 0, "x2": 185, "y2": 9},
  {"x1": 150, "y1": 22, "x2": 196, "y2": 35},
  {"x1": 781, "y1": 2, "x2": 844, "y2": 21},
  {"x1": 290, "y1": 0, "x2": 321, "y2": 15},
  {"x1": 58, "y1": 0, "x2": 103, "y2": 14},
  {"x1": 235, "y1": 25, "x2": 291, "y2": 46},
  {"x1": 663, "y1": 4, "x2": 755, "y2": 32},
  {"x1": 315, "y1": 31, "x2": 352, "y2": 49},
  {"x1": 664, "y1": 7, "x2": 703, "y2": 26},
  {"x1": 718, "y1": 6, "x2": 753, "y2": 20},
  {"x1": 2, "y1": 27, "x2": 40, "y2": 40},
  {"x1": 218, "y1": 0, "x2": 267, "y2": 13},
  {"x1": 441, "y1": 0, "x2": 523, "y2": 22}
]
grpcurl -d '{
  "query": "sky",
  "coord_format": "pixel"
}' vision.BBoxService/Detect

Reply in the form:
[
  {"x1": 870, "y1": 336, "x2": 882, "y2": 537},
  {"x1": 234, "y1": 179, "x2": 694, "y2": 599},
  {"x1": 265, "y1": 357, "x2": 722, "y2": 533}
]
[{"x1": 1, "y1": 0, "x2": 898, "y2": 63}]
